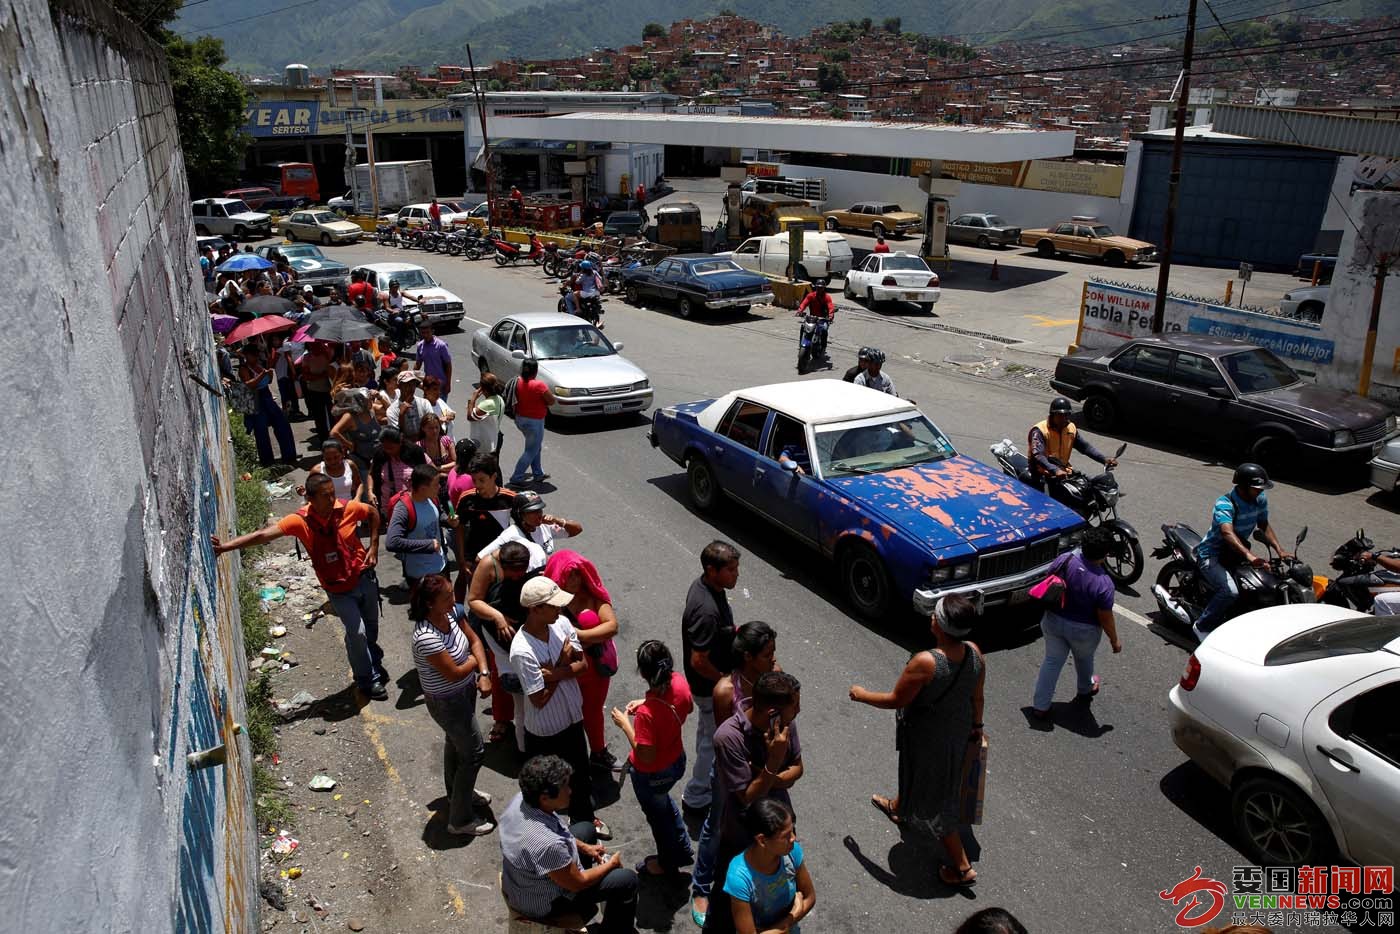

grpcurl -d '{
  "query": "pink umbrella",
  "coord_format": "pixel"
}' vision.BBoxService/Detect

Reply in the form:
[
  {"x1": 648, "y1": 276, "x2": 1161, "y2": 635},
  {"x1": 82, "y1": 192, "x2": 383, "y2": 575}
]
[{"x1": 225, "y1": 314, "x2": 298, "y2": 345}]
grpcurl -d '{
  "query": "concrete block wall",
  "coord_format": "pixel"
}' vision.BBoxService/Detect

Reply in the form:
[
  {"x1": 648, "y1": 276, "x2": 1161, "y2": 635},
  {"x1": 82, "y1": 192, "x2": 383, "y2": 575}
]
[
  {"x1": 0, "y1": 1, "x2": 256, "y2": 932},
  {"x1": 1324, "y1": 191, "x2": 1400, "y2": 406}
]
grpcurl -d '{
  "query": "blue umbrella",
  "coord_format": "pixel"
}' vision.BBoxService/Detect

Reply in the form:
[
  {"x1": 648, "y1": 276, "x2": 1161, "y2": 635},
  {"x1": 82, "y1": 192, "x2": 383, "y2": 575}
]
[{"x1": 217, "y1": 253, "x2": 275, "y2": 273}]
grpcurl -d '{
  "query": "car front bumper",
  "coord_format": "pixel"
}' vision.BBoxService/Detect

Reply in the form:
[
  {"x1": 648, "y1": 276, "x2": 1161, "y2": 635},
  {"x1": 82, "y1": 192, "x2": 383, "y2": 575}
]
[
  {"x1": 912, "y1": 551, "x2": 1062, "y2": 613},
  {"x1": 706, "y1": 292, "x2": 774, "y2": 310},
  {"x1": 870, "y1": 286, "x2": 940, "y2": 304},
  {"x1": 550, "y1": 389, "x2": 653, "y2": 418},
  {"x1": 1130, "y1": 250, "x2": 1158, "y2": 263},
  {"x1": 1369, "y1": 453, "x2": 1400, "y2": 492}
]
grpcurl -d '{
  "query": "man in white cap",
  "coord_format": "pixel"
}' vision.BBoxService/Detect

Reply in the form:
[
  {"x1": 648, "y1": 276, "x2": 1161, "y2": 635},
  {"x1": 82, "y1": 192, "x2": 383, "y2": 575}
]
[
  {"x1": 510, "y1": 576, "x2": 610, "y2": 839},
  {"x1": 389, "y1": 369, "x2": 433, "y2": 440}
]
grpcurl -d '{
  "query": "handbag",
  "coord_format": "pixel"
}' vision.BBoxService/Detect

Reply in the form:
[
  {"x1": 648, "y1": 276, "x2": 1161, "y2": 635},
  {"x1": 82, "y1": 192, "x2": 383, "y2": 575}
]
[
  {"x1": 226, "y1": 379, "x2": 259, "y2": 415},
  {"x1": 1029, "y1": 552, "x2": 1073, "y2": 609},
  {"x1": 959, "y1": 734, "x2": 988, "y2": 825}
]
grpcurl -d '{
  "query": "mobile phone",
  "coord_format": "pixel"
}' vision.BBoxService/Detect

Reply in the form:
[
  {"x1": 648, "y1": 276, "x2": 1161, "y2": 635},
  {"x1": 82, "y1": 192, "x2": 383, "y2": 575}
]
[{"x1": 768, "y1": 710, "x2": 782, "y2": 733}]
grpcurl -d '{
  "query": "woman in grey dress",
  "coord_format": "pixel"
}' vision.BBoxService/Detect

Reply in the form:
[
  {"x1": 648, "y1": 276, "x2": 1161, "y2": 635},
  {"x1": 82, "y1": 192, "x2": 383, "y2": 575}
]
[{"x1": 849, "y1": 594, "x2": 986, "y2": 886}]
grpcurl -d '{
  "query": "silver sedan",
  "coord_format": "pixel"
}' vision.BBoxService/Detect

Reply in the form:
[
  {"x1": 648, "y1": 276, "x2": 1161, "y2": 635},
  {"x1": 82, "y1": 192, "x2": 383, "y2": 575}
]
[{"x1": 470, "y1": 312, "x2": 653, "y2": 418}]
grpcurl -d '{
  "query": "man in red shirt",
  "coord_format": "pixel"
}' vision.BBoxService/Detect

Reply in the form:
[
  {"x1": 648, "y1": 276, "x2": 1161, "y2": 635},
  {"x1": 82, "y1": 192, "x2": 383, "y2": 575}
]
[
  {"x1": 509, "y1": 186, "x2": 524, "y2": 220},
  {"x1": 428, "y1": 198, "x2": 442, "y2": 231},
  {"x1": 635, "y1": 182, "x2": 646, "y2": 208},
  {"x1": 211, "y1": 474, "x2": 390, "y2": 700},
  {"x1": 346, "y1": 270, "x2": 378, "y2": 310},
  {"x1": 507, "y1": 357, "x2": 556, "y2": 487},
  {"x1": 872, "y1": 235, "x2": 890, "y2": 254}
]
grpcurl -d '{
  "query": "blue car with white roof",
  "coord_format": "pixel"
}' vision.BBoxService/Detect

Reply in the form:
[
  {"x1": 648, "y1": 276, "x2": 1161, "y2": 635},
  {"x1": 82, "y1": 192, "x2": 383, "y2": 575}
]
[{"x1": 649, "y1": 379, "x2": 1086, "y2": 619}]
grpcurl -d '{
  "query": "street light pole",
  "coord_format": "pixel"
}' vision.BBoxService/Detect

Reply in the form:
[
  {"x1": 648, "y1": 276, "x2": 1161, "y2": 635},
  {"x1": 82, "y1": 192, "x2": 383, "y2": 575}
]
[{"x1": 1151, "y1": 0, "x2": 1199, "y2": 333}]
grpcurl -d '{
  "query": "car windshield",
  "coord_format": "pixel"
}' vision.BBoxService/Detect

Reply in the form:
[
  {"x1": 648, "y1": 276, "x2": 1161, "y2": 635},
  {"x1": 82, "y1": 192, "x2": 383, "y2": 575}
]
[
  {"x1": 881, "y1": 256, "x2": 930, "y2": 271},
  {"x1": 530, "y1": 325, "x2": 616, "y2": 360},
  {"x1": 1090, "y1": 225, "x2": 1115, "y2": 237},
  {"x1": 386, "y1": 269, "x2": 437, "y2": 289},
  {"x1": 986, "y1": 215, "x2": 1008, "y2": 226},
  {"x1": 309, "y1": 212, "x2": 338, "y2": 224},
  {"x1": 815, "y1": 414, "x2": 956, "y2": 477},
  {"x1": 1222, "y1": 349, "x2": 1301, "y2": 393},
  {"x1": 691, "y1": 260, "x2": 744, "y2": 275},
  {"x1": 1264, "y1": 615, "x2": 1400, "y2": 665},
  {"x1": 226, "y1": 201, "x2": 253, "y2": 215},
  {"x1": 879, "y1": 205, "x2": 902, "y2": 214},
  {"x1": 281, "y1": 245, "x2": 327, "y2": 260}
]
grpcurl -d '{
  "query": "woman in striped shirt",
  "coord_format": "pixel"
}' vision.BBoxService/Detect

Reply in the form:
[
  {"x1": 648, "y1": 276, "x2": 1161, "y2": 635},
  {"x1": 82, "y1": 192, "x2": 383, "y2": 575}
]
[{"x1": 410, "y1": 574, "x2": 496, "y2": 836}]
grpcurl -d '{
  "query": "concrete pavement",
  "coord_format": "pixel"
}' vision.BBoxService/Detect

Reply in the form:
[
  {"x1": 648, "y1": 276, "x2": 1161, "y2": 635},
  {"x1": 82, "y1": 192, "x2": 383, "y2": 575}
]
[{"x1": 249, "y1": 235, "x2": 1385, "y2": 933}]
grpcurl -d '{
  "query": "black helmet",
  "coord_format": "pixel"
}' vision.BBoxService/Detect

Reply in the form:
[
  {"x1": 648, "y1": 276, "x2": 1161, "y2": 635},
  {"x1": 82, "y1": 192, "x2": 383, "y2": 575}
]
[
  {"x1": 510, "y1": 490, "x2": 546, "y2": 525},
  {"x1": 1232, "y1": 462, "x2": 1273, "y2": 490},
  {"x1": 857, "y1": 346, "x2": 873, "y2": 361},
  {"x1": 866, "y1": 348, "x2": 886, "y2": 364},
  {"x1": 1049, "y1": 396, "x2": 1073, "y2": 415}
]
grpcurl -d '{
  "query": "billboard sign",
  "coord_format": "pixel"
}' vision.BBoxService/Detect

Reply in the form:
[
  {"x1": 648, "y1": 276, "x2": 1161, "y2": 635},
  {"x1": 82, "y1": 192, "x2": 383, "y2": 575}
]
[{"x1": 243, "y1": 102, "x2": 319, "y2": 138}]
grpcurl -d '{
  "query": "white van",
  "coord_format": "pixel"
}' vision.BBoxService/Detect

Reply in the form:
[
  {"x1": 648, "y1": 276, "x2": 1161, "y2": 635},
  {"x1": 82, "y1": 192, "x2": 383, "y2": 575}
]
[{"x1": 718, "y1": 231, "x2": 853, "y2": 287}]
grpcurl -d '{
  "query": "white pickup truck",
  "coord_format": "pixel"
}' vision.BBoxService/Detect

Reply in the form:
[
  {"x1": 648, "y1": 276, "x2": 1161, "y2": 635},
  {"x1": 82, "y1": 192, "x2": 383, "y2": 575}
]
[{"x1": 715, "y1": 232, "x2": 853, "y2": 288}]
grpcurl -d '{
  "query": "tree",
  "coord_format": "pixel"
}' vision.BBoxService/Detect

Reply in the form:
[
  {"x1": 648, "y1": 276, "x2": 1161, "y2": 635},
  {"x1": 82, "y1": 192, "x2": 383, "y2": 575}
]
[
  {"x1": 643, "y1": 22, "x2": 665, "y2": 41},
  {"x1": 859, "y1": 17, "x2": 872, "y2": 34},
  {"x1": 883, "y1": 17, "x2": 901, "y2": 34},
  {"x1": 816, "y1": 62, "x2": 845, "y2": 92},
  {"x1": 629, "y1": 60, "x2": 655, "y2": 82},
  {"x1": 162, "y1": 34, "x2": 249, "y2": 195}
]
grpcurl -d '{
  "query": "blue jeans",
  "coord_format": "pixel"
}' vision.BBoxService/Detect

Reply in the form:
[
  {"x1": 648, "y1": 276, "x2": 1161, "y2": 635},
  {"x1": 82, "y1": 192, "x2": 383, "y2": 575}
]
[
  {"x1": 630, "y1": 754, "x2": 693, "y2": 871},
  {"x1": 691, "y1": 766, "x2": 723, "y2": 898},
  {"x1": 425, "y1": 685, "x2": 485, "y2": 828},
  {"x1": 1195, "y1": 554, "x2": 1239, "y2": 631},
  {"x1": 683, "y1": 695, "x2": 716, "y2": 807},
  {"x1": 325, "y1": 570, "x2": 385, "y2": 689},
  {"x1": 1032, "y1": 610, "x2": 1102, "y2": 711},
  {"x1": 510, "y1": 416, "x2": 546, "y2": 483},
  {"x1": 244, "y1": 387, "x2": 297, "y2": 465}
]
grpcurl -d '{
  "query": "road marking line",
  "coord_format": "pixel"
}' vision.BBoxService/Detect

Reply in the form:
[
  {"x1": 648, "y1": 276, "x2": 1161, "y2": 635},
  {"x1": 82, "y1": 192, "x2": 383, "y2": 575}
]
[
  {"x1": 1117, "y1": 605, "x2": 1156, "y2": 630},
  {"x1": 462, "y1": 314, "x2": 491, "y2": 328},
  {"x1": 358, "y1": 717, "x2": 403, "y2": 788},
  {"x1": 1024, "y1": 314, "x2": 1079, "y2": 327}
]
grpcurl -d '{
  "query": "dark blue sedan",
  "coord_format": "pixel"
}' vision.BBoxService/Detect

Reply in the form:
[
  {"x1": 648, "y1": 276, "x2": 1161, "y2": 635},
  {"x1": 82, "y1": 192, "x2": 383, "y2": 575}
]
[
  {"x1": 649, "y1": 379, "x2": 1086, "y2": 620},
  {"x1": 622, "y1": 255, "x2": 775, "y2": 319}
]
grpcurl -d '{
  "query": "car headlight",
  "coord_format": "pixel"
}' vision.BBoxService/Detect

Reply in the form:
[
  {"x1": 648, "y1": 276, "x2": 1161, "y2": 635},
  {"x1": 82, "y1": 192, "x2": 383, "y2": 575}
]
[
  {"x1": 1387, "y1": 414, "x2": 1397, "y2": 434},
  {"x1": 632, "y1": 379, "x2": 650, "y2": 391},
  {"x1": 927, "y1": 561, "x2": 973, "y2": 585},
  {"x1": 951, "y1": 562, "x2": 973, "y2": 581},
  {"x1": 1333, "y1": 429, "x2": 1355, "y2": 447},
  {"x1": 553, "y1": 387, "x2": 573, "y2": 397},
  {"x1": 1057, "y1": 528, "x2": 1085, "y2": 551}
]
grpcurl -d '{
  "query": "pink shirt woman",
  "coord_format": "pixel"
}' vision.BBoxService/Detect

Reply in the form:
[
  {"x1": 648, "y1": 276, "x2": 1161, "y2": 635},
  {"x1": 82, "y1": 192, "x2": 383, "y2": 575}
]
[{"x1": 545, "y1": 549, "x2": 619, "y2": 766}]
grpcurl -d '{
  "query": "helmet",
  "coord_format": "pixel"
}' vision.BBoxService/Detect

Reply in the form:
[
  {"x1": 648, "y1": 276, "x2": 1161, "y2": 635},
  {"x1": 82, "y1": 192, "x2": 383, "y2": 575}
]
[
  {"x1": 857, "y1": 346, "x2": 873, "y2": 360},
  {"x1": 579, "y1": 260, "x2": 594, "y2": 272},
  {"x1": 1232, "y1": 462, "x2": 1273, "y2": 490},
  {"x1": 1049, "y1": 396, "x2": 1073, "y2": 416},
  {"x1": 510, "y1": 490, "x2": 547, "y2": 525},
  {"x1": 865, "y1": 348, "x2": 886, "y2": 364}
]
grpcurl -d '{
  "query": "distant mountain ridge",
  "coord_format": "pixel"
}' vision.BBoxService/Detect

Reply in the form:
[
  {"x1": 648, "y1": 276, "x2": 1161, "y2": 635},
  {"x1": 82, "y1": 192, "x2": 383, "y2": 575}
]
[{"x1": 181, "y1": 0, "x2": 1400, "y2": 74}]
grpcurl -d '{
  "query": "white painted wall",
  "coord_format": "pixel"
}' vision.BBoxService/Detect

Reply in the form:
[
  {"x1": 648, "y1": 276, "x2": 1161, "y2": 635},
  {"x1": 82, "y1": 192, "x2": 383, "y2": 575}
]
[
  {"x1": 0, "y1": 1, "x2": 254, "y2": 931},
  {"x1": 1319, "y1": 156, "x2": 1360, "y2": 236},
  {"x1": 1321, "y1": 191, "x2": 1400, "y2": 405}
]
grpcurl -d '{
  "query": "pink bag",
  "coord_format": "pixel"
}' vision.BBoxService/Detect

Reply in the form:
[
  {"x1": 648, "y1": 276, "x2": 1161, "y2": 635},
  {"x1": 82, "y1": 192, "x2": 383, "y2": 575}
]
[{"x1": 1028, "y1": 553, "x2": 1071, "y2": 609}]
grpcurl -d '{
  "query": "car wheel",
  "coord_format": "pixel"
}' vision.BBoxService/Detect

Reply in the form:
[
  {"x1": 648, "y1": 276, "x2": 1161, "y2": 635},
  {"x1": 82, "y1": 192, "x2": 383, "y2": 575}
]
[
  {"x1": 840, "y1": 541, "x2": 892, "y2": 620},
  {"x1": 976, "y1": 235, "x2": 990, "y2": 249},
  {"x1": 1081, "y1": 393, "x2": 1117, "y2": 430},
  {"x1": 624, "y1": 284, "x2": 641, "y2": 306},
  {"x1": 195, "y1": 224, "x2": 210, "y2": 236},
  {"x1": 1247, "y1": 433, "x2": 1294, "y2": 473},
  {"x1": 1104, "y1": 250, "x2": 1125, "y2": 267},
  {"x1": 687, "y1": 456, "x2": 720, "y2": 512},
  {"x1": 872, "y1": 222, "x2": 886, "y2": 239},
  {"x1": 843, "y1": 280, "x2": 854, "y2": 299},
  {"x1": 1036, "y1": 240, "x2": 1056, "y2": 258},
  {"x1": 1232, "y1": 775, "x2": 1335, "y2": 866},
  {"x1": 681, "y1": 297, "x2": 703, "y2": 320},
  {"x1": 918, "y1": 302, "x2": 934, "y2": 313},
  {"x1": 1297, "y1": 301, "x2": 1324, "y2": 323},
  {"x1": 233, "y1": 225, "x2": 247, "y2": 240},
  {"x1": 825, "y1": 217, "x2": 839, "y2": 231},
  {"x1": 477, "y1": 356, "x2": 490, "y2": 376},
  {"x1": 321, "y1": 233, "x2": 331, "y2": 246}
]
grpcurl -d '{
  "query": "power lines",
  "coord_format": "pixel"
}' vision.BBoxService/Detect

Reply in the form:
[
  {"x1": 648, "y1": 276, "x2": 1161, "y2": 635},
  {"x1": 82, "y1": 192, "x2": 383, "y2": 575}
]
[{"x1": 176, "y1": 0, "x2": 332, "y2": 33}]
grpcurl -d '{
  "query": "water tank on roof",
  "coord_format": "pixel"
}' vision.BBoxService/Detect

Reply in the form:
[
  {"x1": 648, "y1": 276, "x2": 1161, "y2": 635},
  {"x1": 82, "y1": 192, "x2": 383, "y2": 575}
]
[{"x1": 285, "y1": 63, "x2": 310, "y2": 87}]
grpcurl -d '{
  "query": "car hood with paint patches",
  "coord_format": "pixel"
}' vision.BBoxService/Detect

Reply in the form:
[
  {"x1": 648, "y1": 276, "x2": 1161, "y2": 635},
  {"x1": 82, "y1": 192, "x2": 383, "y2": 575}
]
[{"x1": 825, "y1": 455, "x2": 1082, "y2": 553}]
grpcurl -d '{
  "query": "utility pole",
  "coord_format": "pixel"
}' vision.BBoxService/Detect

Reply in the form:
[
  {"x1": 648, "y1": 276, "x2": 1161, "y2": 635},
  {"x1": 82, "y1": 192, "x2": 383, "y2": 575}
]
[
  {"x1": 1151, "y1": 0, "x2": 1198, "y2": 333},
  {"x1": 467, "y1": 44, "x2": 495, "y2": 228},
  {"x1": 1358, "y1": 254, "x2": 1392, "y2": 398}
]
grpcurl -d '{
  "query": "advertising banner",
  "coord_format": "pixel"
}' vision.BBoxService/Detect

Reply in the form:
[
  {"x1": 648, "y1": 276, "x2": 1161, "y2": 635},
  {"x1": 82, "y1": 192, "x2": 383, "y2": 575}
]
[
  {"x1": 243, "y1": 101, "x2": 319, "y2": 138},
  {"x1": 908, "y1": 158, "x2": 1124, "y2": 198}
]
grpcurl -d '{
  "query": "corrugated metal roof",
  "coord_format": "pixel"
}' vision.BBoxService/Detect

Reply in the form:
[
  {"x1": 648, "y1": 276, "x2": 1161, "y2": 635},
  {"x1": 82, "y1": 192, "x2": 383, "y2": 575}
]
[{"x1": 1213, "y1": 103, "x2": 1400, "y2": 157}]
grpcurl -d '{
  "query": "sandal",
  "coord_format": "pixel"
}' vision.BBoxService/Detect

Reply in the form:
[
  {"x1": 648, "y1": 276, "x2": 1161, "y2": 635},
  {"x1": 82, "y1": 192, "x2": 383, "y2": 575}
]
[
  {"x1": 870, "y1": 794, "x2": 901, "y2": 825},
  {"x1": 634, "y1": 855, "x2": 666, "y2": 876},
  {"x1": 487, "y1": 723, "x2": 510, "y2": 743},
  {"x1": 939, "y1": 864, "x2": 978, "y2": 887}
]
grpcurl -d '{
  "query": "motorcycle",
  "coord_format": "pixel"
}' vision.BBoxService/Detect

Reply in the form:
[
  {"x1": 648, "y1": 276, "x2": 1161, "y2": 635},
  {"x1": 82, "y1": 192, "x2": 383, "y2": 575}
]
[
  {"x1": 990, "y1": 441, "x2": 1142, "y2": 586},
  {"x1": 1319, "y1": 529, "x2": 1400, "y2": 611},
  {"x1": 374, "y1": 303, "x2": 425, "y2": 354},
  {"x1": 1151, "y1": 525, "x2": 1315, "y2": 635},
  {"x1": 441, "y1": 228, "x2": 471, "y2": 256},
  {"x1": 489, "y1": 232, "x2": 539, "y2": 266},
  {"x1": 796, "y1": 314, "x2": 830, "y2": 375},
  {"x1": 557, "y1": 284, "x2": 604, "y2": 328},
  {"x1": 375, "y1": 223, "x2": 396, "y2": 246}
]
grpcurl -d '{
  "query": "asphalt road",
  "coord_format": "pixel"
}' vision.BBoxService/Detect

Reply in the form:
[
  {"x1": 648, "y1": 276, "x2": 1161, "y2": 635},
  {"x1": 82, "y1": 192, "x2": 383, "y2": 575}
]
[{"x1": 262, "y1": 236, "x2": 1389, "y2": 933}]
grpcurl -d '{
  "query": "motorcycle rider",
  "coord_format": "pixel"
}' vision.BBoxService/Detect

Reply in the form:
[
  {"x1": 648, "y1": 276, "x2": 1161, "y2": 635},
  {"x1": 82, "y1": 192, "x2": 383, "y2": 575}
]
[
  {"x1": 853, "y1": 348, "x2": 897, "y2": 396},
  {"x1": 1361, "y1": 550, "x2": 1400, "y2": 615},
  {"x1": 569, "y1": 260, "x2": 606, "y2": 329},
  {"x1": 843, "y1": 347, "x2": 873, "y2": 383},
  {"x1": 1028, "y1": 397, "x2": 1117, "y2": 501},
  {"x1": 1192, "y1": 463, "x2": 1292, "y2": 640},
  {"x1": 795, "y1": 287, "x2": 835, "y2": 358}
]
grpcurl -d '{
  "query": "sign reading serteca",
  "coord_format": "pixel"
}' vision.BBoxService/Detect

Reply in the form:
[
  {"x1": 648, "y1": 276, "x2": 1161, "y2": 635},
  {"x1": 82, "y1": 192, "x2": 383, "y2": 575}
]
[{"x1": 244, "y1": 101, "x2": 319, "y2": 138}]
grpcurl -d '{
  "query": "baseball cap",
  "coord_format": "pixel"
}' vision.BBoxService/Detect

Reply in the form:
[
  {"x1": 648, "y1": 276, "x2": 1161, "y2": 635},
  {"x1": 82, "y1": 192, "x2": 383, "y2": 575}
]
[
  {"x1": 519, "y1": 577, "x2": 573, "y2": 608},
  {"x1": 302, "y1": 285, "x2": 314, "y2": 294},
  {"x1": 397, "y1": 370, "x2": 421, "y2": 384}
]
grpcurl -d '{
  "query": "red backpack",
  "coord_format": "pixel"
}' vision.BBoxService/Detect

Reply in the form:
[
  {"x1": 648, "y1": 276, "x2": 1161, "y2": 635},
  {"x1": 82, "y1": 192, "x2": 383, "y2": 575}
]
[
  {"x1": 387, "y1": 491, "x2": 418, "y2": 536},
  {"x1": 299, "y1": 504, "x2": 359, "y2": 592}
]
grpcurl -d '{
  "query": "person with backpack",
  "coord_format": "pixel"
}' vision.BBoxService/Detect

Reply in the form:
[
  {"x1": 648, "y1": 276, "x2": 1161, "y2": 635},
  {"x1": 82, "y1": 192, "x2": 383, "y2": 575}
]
[
  {"x1": 211, "y1": 473, "x2": 389, "y2": 700},
  {"x1": 368, "y1": 428, "x2": 427, "y2": 523},
  {"x1": 386, "y1": 463, "x2": 452, "y2": 596},
  {"x1": 1029, "y1": 526, "x2": 1122, "y2": 722}
]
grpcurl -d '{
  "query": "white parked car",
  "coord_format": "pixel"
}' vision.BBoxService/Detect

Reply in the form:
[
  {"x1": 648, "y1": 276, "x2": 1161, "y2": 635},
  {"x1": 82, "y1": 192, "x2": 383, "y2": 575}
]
[
  {"x1": 1370, "y1": 435, "x2": 1400, "y2": 495},
  {"x1": 192, "y1": 197, "x2": 272, "y2": 240},
  {"x1": 716, "y1": 232, "x2": 852, "y2": 287},
  {"x1": 1280, "y1": 284, "x2": 1328, "y2": 322},
  {"x1": 843, "y1": 251, "x2": 941, "y2": 311},
  {"x1": 1168, "y1": 604, "x2": 1400, "y2": 867},
  {"x1": 382, "y1": 202, "x2": 470, "y2": 229},
  {"x1": 471, "y1": 313, "x2": 652, "y2": 418},
  {"x1": 351, "y1": 263, "x2": 465, "y2": 329}
]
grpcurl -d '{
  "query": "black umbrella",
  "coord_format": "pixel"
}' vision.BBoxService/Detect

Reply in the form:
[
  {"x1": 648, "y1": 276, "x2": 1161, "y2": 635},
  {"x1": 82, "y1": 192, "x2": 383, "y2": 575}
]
[
  {"x1": 304, "y1": 315, "x2": 384, "y2": 344},
  {"x1": 303, "y1": 303, "x2": 368, "y2": 326},
  {"x1": 241, "y1": 294, "x2": 298, "y2": 318}
]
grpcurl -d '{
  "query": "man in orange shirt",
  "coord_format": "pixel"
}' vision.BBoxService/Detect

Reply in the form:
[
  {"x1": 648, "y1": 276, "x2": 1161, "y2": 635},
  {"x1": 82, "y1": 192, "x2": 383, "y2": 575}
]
[{"x1": 212, "y1": 474, "x2": 390, "y2": 700}]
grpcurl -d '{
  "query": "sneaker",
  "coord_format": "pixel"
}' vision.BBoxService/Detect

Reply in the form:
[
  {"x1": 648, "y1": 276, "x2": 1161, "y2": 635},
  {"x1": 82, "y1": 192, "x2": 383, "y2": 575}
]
[
  {"x1": 472, "y1": 789, "x2": 493, "y2": 807},
  {"x1": 592, "y1": 818, "x2": 613, "y2": 841},
  {"x1": 590, "y1": 747, "x2": 620, "y2": 770},
  {"x1": 532, "y1": 473, "x2": 551, "y2": 482},
  {"x1": 446, "y1": 818, "x2": 495, "y2": 836}
]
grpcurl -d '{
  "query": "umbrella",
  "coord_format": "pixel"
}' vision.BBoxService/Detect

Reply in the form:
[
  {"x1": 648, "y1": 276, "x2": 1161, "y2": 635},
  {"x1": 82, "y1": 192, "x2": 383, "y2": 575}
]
[
  {"x1": 241, "y1": 294, "x2": 298, "y2": 318},
  {"x1": 225, "y1": 314, "x2": 298, "y2": 345},
  {"x1": 304, "y1": 316, "x2": 384, "y2": 344},
  {"x1": 217, "y1": 253, "x2": 275, "y2": 273},
  {"x1": 210, "y1": 314, "x2": 240, "y2": 334}
]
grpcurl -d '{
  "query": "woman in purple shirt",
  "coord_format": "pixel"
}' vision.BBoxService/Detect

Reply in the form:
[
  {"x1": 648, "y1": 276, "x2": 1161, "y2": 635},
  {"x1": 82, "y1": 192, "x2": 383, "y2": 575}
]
[{"x1": 1031, "y1": 526, "x2": 1123, "y2": 719}]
